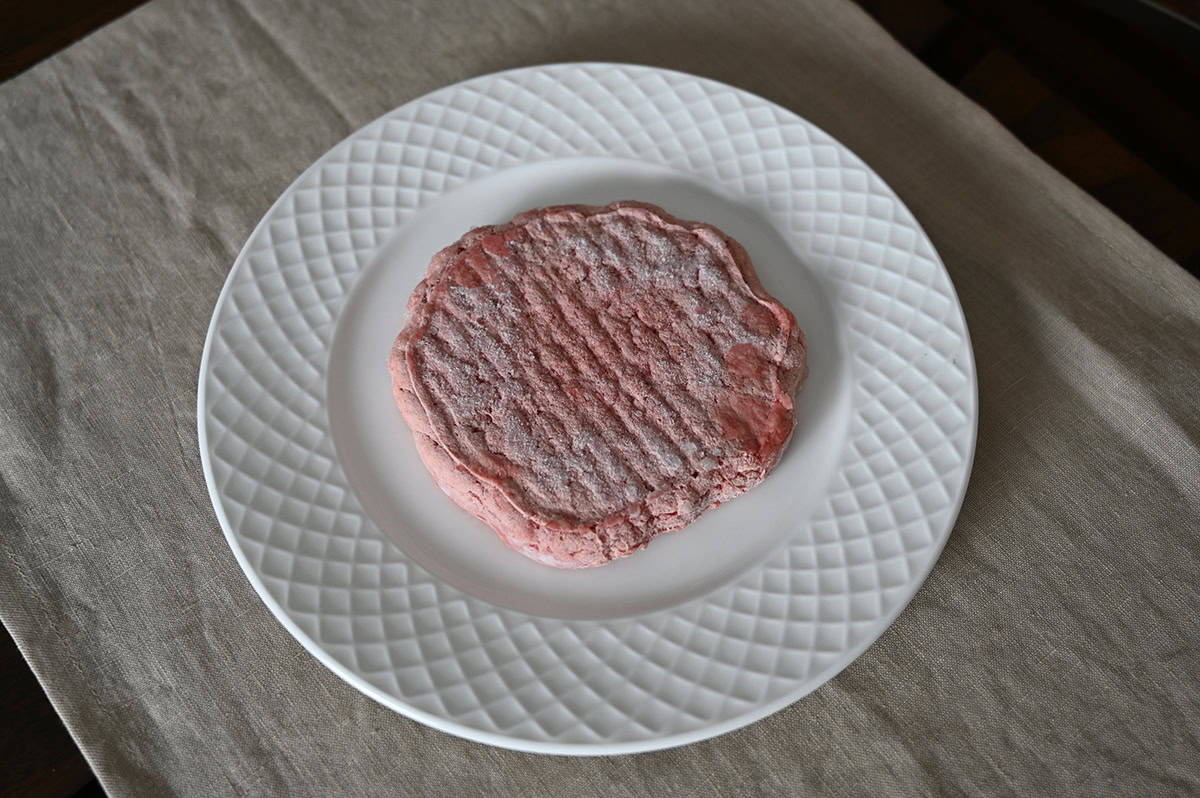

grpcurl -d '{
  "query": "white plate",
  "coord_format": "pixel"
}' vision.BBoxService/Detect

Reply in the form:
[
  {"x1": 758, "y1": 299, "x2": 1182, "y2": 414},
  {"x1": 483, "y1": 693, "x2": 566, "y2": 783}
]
[{"x1": 198, "y1": 63, "x2": 977, "y2": 754}]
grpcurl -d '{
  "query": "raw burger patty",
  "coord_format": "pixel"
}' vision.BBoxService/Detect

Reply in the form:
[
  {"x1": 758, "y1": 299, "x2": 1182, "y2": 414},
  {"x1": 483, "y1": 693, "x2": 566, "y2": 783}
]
[{"x1": 390, "y1": 201, "x2": 806, "y2": 568}]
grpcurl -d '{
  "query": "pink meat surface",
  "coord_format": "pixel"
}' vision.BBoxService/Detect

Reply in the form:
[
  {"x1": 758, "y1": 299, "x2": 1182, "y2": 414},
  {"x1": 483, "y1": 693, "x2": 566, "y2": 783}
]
[{"x1": 390, "y1": 201, "x2": 806, "y2": 568}]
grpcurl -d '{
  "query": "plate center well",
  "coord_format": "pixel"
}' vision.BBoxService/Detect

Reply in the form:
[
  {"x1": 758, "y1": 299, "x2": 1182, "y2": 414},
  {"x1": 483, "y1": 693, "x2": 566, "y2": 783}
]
[{"x1": 327, "y1": 157, "x2": 850, "y2": 619}]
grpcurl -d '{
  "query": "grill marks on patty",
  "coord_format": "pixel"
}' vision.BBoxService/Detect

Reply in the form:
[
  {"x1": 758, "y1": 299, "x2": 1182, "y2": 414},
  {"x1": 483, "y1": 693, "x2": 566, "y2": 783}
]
[{"x1": 390, "y1": 201, "x2": 806, "y2": 567}]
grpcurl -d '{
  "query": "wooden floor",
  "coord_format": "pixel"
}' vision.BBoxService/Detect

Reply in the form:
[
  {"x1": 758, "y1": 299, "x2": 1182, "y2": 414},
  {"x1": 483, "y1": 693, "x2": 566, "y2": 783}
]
[
  {"x1": 1, "y1": 2, "x2": 1198, "y2": 796},
  {"x1": 0, "y1": 624, "x2": 100, "y2": 797},
  {"x1": 860, "y1": 0, "x2": 1200, "y2": 274}
]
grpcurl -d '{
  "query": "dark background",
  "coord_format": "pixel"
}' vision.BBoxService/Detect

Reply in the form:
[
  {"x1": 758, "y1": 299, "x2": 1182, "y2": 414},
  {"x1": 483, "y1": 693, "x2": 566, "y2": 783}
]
[{"x1": 2, "y1": 1, "x2": 1197, "y2": 795}]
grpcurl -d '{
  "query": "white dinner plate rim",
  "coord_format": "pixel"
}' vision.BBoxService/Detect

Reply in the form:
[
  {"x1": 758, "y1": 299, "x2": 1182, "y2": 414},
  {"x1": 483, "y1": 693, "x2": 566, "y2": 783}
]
[{"x1": 197, "y1": 61, "x2": 978, "y2": 754}]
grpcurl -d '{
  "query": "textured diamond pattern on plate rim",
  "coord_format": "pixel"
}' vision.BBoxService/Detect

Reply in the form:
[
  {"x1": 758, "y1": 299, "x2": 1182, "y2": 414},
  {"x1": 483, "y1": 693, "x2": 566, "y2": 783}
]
[{"x1": 200, "y1": 64, "x2": 975, "y2": 749}]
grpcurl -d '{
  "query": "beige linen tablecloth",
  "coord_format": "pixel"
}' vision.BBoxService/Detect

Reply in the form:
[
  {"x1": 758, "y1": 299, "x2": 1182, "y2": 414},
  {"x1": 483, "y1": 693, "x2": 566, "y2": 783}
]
[{"x1": 2, "y1": 0, "x2": 1198, "y2": 794}]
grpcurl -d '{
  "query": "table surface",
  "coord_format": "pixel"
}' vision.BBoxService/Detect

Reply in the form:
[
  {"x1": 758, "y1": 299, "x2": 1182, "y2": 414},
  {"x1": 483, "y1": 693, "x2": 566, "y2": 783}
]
[{"x1": 1, "y1": 0, "x2": 1198, "y2": 795}]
